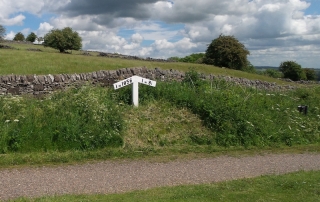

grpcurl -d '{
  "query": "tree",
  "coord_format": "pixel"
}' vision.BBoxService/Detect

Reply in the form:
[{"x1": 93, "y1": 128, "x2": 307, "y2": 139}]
[
  {"x1": 26, "y1": 32, "x2": 37, "y2": 42},
  {"x1": 43, "y1": 27, "x2": 82, "y2": 53},
  {"x1": 0, "y1": 25, "x2": 6, "y2": 40},
  {"x1": 13, "y1": 32, "x2": 25, "y2": 41},
  {"x1": 303, "y1": 68, "x2": 317, "y2": 81},
  {"x1": 279, "y1": 61, "x2": 306, "y2": 81},
  {"x1": 204, "y1": 34, "x2": 250, "y2": 70}
]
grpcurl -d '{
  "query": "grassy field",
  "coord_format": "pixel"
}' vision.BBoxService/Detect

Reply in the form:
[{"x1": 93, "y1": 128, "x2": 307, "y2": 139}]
[
  {"x1": 12, "y1": 170, "x2": 320, "y2": 202},
  {"x1": 0, "y1": 42, "x2": 290, "y2": 84}
]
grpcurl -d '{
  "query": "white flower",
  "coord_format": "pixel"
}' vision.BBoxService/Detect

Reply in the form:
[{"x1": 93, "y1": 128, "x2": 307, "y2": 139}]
[
  {"x1": 288, "y1": 125, "x2": 291, "y2": 130},
  {"x1": 14, "y1": 119, "x2": 19, "y2": 122},
  {"x1": 5, "y1": 120, "x2": 10, "y2": 123}
]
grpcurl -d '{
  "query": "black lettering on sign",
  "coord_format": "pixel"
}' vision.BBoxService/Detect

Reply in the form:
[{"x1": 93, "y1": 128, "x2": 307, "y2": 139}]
[{"x1": 149, "y1": 81, "x2": 152, "y2": 86}]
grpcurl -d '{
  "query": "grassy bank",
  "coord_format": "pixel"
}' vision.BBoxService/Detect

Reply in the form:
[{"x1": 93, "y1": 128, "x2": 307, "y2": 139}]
[
  {"x1": 13, "y1": 170, "x2": 320, "y2": 201},
  {"x1": 0, "y1": 76, "x2": 319, "y2": 167}
]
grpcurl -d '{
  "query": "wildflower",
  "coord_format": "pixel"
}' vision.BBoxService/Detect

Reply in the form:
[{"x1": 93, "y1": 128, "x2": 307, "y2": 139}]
[
  {"x1": 5, "y1": 120, "x2": 10, "y2": 123},
  {"x1": 300, "y1": 125, "x2": 305, "y2": 128},
  {"x1": 288, "y1": 125, "x2": 291, "y2": 130},
  {"x1": 14, "y1": 119, "x2": 19, "y2": 122}
]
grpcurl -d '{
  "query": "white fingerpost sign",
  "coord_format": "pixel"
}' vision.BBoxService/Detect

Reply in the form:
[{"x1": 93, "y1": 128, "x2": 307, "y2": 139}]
[{"x1": 113, "y1": 76, "x2": 156, "y2": 107}]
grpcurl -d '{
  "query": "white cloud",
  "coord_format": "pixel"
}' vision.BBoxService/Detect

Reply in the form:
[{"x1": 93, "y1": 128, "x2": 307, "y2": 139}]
[
  {"x1": 36, "y1": 22, "x2": 54, "y2": 37},
  {"x1": 5, "y1": 31, "x2": 16, "y2": 40}
]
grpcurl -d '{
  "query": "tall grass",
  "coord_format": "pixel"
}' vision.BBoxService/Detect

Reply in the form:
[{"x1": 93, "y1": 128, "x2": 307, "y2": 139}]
[
  {"x1": 0, "y1": 70, "x2": 319, "y2": 158},
  {"x1": 0, "y1": 86, "x2": 124, "y2": 153},
  {"x1": 114, "y1": 71, "x2": 320, "y2": 148}
]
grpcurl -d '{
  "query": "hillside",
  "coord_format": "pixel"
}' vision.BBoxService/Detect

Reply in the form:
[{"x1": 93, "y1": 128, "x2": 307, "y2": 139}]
[{"x1": 0, "y1": 41, "x2": 291, "y2": 85}]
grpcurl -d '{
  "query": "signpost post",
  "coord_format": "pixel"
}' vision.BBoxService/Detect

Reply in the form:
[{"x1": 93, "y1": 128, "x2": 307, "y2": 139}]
[{"x1": 113, "y1": 76, "x2": 156, "y2": 107}]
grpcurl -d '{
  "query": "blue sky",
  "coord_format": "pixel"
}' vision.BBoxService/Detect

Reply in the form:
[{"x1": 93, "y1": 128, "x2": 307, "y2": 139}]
[{"x1": 1, "y1": 0, "x2": 320, "y2": 68}]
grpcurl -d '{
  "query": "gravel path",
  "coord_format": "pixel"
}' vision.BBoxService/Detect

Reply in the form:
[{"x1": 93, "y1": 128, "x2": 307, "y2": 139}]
[{"x1": 1, "y1": 153, "x2": 320, "y2": 201}]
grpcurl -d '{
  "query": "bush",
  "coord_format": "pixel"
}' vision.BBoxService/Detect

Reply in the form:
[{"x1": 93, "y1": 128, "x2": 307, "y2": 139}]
[
  {"x1": 279, "y1": 61, "x2": 306, "y2": 81},
  {"x1": 204, "y1": 34, "x2": 250, "y2": 71},
  {"x1": 26, "y1": 32, "x2": 37, "y2": 42},
  {"x1": 262, "y1": 69, "x2": 283, "y2": 78},
  {"x1": 304, "y1": 68, "x2": 317, "y2": 81},
  {"x1": 13, "y1": 32, "x2": 25, "y2": 41}
]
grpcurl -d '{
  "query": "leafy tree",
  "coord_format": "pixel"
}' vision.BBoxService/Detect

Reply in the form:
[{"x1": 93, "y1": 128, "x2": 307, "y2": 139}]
[
  {"x1": 204, "y1": 34, "x2": 250, "y2": 70},
  {"x1": 303, "y1": 68, "x2": 317, "y2": 81},
  {"x1": 26, "y1": 32, "x2": 37, "y2": 42},
  {"x1": 279, "y1": 61, "x2": 306, "y2": 81},
  {"x1": 13, "y1": 32, "x2": 25, "y2": 41},
  {"x1": 43, "y1": 27, "x2": 82, "y2": 53},
  {"x1": 0, "y1": 25, "x2": 5, "y2": 40}
]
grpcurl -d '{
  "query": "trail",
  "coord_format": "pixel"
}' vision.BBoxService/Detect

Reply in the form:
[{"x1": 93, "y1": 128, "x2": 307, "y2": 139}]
[{"x1": 1, "y1": 153, "x2": 320, "y2": 201}]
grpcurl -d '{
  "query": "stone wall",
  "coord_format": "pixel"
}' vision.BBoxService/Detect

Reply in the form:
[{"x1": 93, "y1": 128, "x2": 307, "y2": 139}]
[{"x1": 0, "y1": 67, "x2": 296, "y2": 96}]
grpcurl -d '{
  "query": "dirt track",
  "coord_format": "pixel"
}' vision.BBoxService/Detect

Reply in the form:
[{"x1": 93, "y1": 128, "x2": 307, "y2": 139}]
[{"x1": 1, "y1": 153, "x2": 320, "y2": 201}]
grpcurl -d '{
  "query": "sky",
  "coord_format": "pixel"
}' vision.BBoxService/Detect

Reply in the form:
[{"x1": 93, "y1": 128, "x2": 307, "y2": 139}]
[{"x1": 1, "y1": 0, "x2": 320, "y2": 68}]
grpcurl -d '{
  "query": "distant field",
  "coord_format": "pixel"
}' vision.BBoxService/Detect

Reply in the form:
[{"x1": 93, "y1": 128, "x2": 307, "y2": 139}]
[{"x1": 0, "y1": 42, "x2": 290, "y2": 85}]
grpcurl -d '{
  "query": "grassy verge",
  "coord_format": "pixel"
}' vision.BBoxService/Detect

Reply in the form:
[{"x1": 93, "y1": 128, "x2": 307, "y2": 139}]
[
  {"x1": 0, "y1": 79, "x2": 319, "y2": 168},
  {"x1": 12, "y1": 170, "x2": 320, "y2": 202}
]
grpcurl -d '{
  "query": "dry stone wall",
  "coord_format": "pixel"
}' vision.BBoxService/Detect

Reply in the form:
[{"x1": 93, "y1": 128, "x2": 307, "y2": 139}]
[{"x1": 0, "y1": 67, "x2": 296, "y2": 96}]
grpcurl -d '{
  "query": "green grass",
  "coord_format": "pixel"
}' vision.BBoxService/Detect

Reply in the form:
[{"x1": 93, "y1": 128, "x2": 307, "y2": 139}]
[
  {"x1": 0, "y1": 42, "x2": 291, "y2": 84},
  {"x1": 12, "y1": 170, "x2": 320, "y2": 202},
  {"x1": 0, "y1": 81, "x2": 319, "y2": 168},
  {"x1": 0, "y1": 42, "x2": 319, "y2": 169}
]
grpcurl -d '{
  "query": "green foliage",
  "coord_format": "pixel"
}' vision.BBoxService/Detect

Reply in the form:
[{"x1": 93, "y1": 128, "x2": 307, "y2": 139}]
[
  {"x1": 168, "y1": 54, "x2": 205, "y2": 63},
  {"x1": 182, "y1": 68, "x2": 206, "y2": 89},
  {"x1": 0, "y1": 86, "x2": 124, "y2": 153},
  {"x1": 43, "y1": 27, "x2": 82, "y2": 53},
  {"x1": 261, "y1": 69, "x2": 283, "y2": 78},
  {"x1": 13, "y1": 32, "x2": 25, "y2": 41},
  {"x1": 0, "y1": 24, "x2": 5, "y2": 40},
  {"x1": 279, "y1": 61, "x2": 306, "y2": 81},
  {"x1": 180, "y1": 53, "x2": 205, "y2": 63},
  {"x1": 204, "y1": 34, "x2": 250, "y2": 71},
  {"x1": 167, "y1": 56, "x2": 180, "y2": 62},
  {"x1": 303, "y1": 68, "x2": 317, "y2": 81},
  {"x1": 114, "y1": 71, "x2": 320, "y2": 148},
  {"x1": 26, "y1": 32, "x2": 37, "y2": 42}
]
